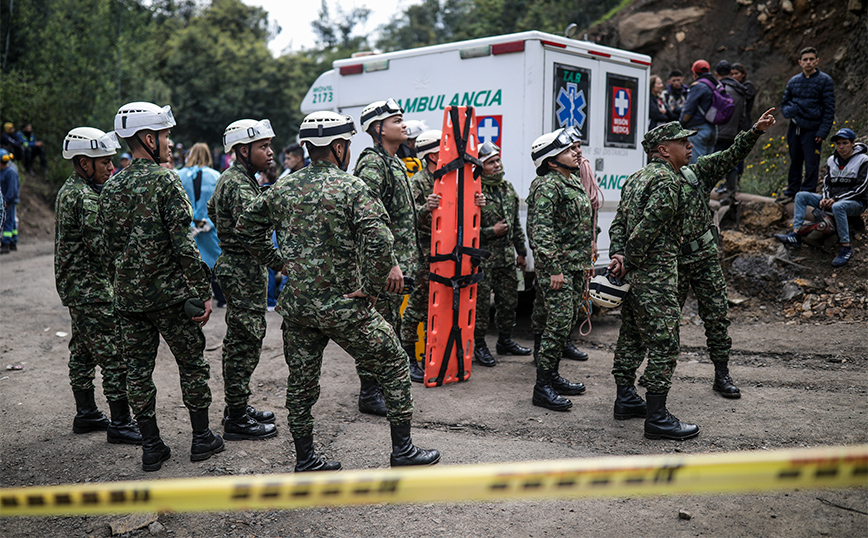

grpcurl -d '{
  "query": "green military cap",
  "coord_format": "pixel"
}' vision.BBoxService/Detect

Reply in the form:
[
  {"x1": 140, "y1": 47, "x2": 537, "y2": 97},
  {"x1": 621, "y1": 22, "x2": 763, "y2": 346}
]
[{"x1": 642, "y1": 121, "x2": 696, "y2": 153}]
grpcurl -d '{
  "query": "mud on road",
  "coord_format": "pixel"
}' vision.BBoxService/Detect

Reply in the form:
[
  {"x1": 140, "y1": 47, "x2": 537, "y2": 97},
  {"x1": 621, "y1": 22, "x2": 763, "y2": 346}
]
[{"x1": 1, "y1": 240, "x2": 866, "y2": 537}]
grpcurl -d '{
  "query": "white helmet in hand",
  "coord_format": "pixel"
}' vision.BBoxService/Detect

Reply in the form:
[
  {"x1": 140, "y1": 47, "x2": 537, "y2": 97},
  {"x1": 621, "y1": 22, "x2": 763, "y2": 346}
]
[
  {"x1": 588, "y1": 272, "x2": 631, "y2": 309},
  {"x1": 114, "y1": 102, "x2": 175, "y2": 138},
  {"x1": 62, "y1": 127, "x2": 120, "y2": 159},
  {"x1": 223, "y1": 119, "x2": 276, "y2": 154}
]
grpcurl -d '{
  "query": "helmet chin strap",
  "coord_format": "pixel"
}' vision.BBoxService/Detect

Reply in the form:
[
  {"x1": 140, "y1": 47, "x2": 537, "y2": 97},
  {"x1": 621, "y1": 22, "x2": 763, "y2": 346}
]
[
  {"x1": 235, "y1": 143, "x2": 256, "y2": 177},
  {"x1": 551, "y1": 160, "x2": 579, "y2": 172},
  {"x1": 74, "y1": 158, "x2": 97, "y2": 184},
  {"x1": 330, "y1": 140, "x2": 349, "y2": 171},
  {"x1": 134, "y1": 132, "x2": 161, "y2": 164}
]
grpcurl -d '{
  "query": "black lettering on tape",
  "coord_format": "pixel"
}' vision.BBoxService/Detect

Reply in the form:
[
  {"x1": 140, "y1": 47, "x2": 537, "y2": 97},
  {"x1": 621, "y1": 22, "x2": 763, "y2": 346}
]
[
  {"x1": 132, "y1": 489, "x2": 150, "y2": 503},
  {"x1": 352, "y1": 482, "x2": 373, "y2": 495},
  {"x1": 521, "y1": 480, "x2": 543, "y2": 490},
  {"x1": 778, "y1": 469, "x2": 801, "y2": 480},
  {"x1": 110, "y1": 491, "x2": 126, "y2": 504},
  {"x1": 27, "y1": 495, "x2": 46, "y2": 506},
  {"x1": 82, "y1": 492, "x2": 99, "y2": 504},
  {"x1": 262, "y1": 483, "x2": 282, "y2": 499},
  {"x1": 489, "y1": 482, "x2": 509, "y2": 491},
  {"x1": 232, "y1": 485, "x2": 252, "y2": 500},
  {"x1": 590, "y1": 477, "x2": 611, "y2": 487},
  {"x1": 54, "y1": 494, "x2": 72, "y2": 505},
  {"x1": 853, "y1": 466, "x2": 867, "y2": 477},
  {"x1": 816, "y1": 467, "x2": 839, "y2": 478},
  {"x1": 556, "y1": 479, "x2": 576, "y2": 488},
  {"x1": 290, "y1": 486, "x2": 311, "y2": 498},
  {"x1": 652, "y1": 465, "x2": 682, "y2": 484},
  {"x1": 624, "y1": 476, "x2": 645, "y2": 484},
  {"x1": 378, "y1": 479, "x2": 399, "y2": 494},
  {"x1": 2, "y1": 496, "x2": 19, "y2": 507}
]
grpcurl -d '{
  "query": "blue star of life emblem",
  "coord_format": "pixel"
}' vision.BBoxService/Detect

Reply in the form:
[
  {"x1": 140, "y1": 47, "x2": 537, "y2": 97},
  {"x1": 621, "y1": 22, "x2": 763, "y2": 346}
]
[{"x1": 556, "y1": 82, "x2": 587, "y2": 128}]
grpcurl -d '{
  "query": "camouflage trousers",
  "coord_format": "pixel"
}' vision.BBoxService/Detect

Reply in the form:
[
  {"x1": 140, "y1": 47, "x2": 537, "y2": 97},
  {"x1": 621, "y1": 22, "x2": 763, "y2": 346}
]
[
  {"x1": 678, "y1": 254, "x2": 731, "y2": 364},
  {"x1": 281, "y1": 309, "x2": 413, "y2": 438},
  {"x1": 67, "y1": 302, "x2": 127, "y2": 401},
  {"x1": 400, "y1": 269, "x2": 429, "y2": 350},
  {"x1": 531, "y1": 274, "x2": 585, "y2": 335},
  {"x1": 475, "y1": 265, "x2": 519, "y2": 340},
  {"x1": 612, "y1": 281, "x2": 681, "y2": 393},
  {"x1": 117, "y1": 301, "x2": 211, "y2": 420},
  {"x1": 359, "y1": 290, "x2": 404, "y2": 385},
  {"x1": 534, "y1": 270, "x2": 586, "y2": 371}
]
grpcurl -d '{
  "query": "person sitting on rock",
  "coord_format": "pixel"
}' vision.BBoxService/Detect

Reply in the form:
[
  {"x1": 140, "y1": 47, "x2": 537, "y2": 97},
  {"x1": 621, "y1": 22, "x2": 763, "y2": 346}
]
[{"x1": 774, "y1": 128, "x2": 867, "y2": 267}]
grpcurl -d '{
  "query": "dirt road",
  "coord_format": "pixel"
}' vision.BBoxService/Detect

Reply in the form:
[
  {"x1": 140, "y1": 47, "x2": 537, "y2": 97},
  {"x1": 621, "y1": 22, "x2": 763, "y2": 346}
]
[{"x1": 1, "y1": 240, "x2": 866, "y2": 537}]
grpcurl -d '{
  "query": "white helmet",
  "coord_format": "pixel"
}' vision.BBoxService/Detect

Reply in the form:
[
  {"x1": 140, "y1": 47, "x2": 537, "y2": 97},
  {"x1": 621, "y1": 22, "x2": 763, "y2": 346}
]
[
  {"x1": 114, "y1": 102, "x2": 176, "y2": 138},
  {"x1": 403, "y1": 120, "x2": 428, "y2": 140},
  {"x1": 223, "y1": 119, "x2": 275, "y2": 153},
  {"x1": 531, "y1": 129, "x2": 572, "y2": 168},
  {"x1": 478, "y1": 141, "x2": 500, "y2": 163},
  {"x1": 415, "y1": 130, "x2": 442, "y2": 160},
  {"x1": 360, "y1": 98, "x2": 403, "y2": 133},
  {"x1": 588, "y1": 273, "x2": 631, "y2": 309},
  {"x1": 298, "y1": 111, "x2": 356, "y2": 147},
  {"x1": 62, "y1": 127, "x2": 120, "y2": 159}
]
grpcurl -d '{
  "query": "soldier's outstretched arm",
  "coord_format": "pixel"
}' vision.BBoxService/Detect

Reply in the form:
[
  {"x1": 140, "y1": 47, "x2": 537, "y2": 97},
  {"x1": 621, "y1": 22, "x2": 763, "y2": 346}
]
[
  {"x1": 236, "y1": 195, "x2": 285, "y2": 272},
  {"x1": 694, "y1": 107, "x2": 776, "y2": 186}
]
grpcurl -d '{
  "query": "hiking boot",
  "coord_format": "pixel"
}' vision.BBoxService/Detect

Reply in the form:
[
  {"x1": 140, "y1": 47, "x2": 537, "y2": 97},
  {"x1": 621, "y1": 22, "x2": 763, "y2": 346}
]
[
  {"x1": 563, "y1": 340, "x2": 589, "y2": 361},
  {"x1": 358, "y1": 379, "x2": 387, "y2": 416},
  {"x1": 0, "y1": 244, "x2": 9, "y2": 255},
  {"x1": 189, "y1": 408, "x2": 225, "y2": 462},
  {"x1": 293, "y1": 435, "x2": 341, "y2": 472},
  {"x1": 389, "y1": 424, "x2": 440, "y2": 467},
  {"x1": 223, "y1": 406, "x2": 278, "y2": 441},
  {"x1": 404, "y1": 344, "x2": 424, "y2": 383},
  {"x1": 474, "y1": 340, "x2": 496, "y2": 367},
  {"x1": 551, "y1": 371, "x2": 585, "y2": 395},
  {"x1": 496, "y1": 334, "x2": 532, "y2": 356},
  {"x1": 72, "y1": 389, "x2": 110, "y2": 433},
  {"x1": 644, "y1": 393, "x2": 699, "y2": 440},
  {"x1": 775, "y1": 194, "x2": 795, "y2": 205},
  {"x1": 774, "y1": 232, "x2": 802, "y2": 247},
  {"x1": 532, "y1": 368, "x2": 572, "y2": 411},
  {"x1": 613, "y1": 385, "x2": 646, "y2": 420},
  {"x1": 832, "y1": 246, "x2": 853, "y2": 267},
  {"x1": 138, "y1": 416, "x2": 171, "y2": 472},
  {"x1": 107, "y1": 399, "x2": 142, "y2": 445},
  {"x1": 223, "y1": 405, "x2": 276, "y2": 425},
  {"x1": 712, "y1": 363, "x2": 741, "y2": 399}
]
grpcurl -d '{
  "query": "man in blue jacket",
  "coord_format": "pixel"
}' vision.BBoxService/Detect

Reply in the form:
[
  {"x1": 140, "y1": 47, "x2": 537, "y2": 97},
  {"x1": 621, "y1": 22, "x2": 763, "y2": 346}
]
[
  {"x1": 778, "y1": 46, "x2": 836, "y2": 205},
  {"x1": 680, "y1": 60, "x2": 718, "y2": 163}
]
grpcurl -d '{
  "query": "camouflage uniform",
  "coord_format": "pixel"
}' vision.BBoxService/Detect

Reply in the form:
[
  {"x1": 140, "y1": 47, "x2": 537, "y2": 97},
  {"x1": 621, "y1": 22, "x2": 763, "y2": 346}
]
[
  {"x1": 678, "y1": 129, "x2": 762, "y2": 365},
  {"x1": 475, "y1": 171, "x2": 527, "y2": 340},
  {"x1": 207, "y1": 162, "x2": 269, "y2": 409},
  {"x1": 527, "y1": 169, "x2": 594, "y2": 371},
  {"x1": 400, "y1": 165, "x2": 435, "y2": 349},
  {"x1": 54, "y1": 172, "x2": 126, "y2": 400},
  {"x1": 99, "y1": 158, "x2": 213, "y2": 419},
  {"x1": 354, "y1": 146, "x2": 421, "y2": 381},
  {"x1": 235, "y1": 161, "x2": 413, "y2": 437}
]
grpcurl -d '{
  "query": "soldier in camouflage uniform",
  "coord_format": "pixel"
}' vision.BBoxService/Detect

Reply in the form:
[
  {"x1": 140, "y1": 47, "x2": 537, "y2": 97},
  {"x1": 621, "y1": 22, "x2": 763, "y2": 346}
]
[
  {"x1": 526, "y1": 130, "x2": 593, "y2": 411},
  {"x1": 100, "y1": 102, "x2": 224, "y2": 471},
  {"x1": 208, "y1": 119, "x2": 278, "y2": 441},
  {"x1": 353, "y1": 99, "x2": 422, "y2": 416},
  {"x1": 608, "y1": 110, "x2": 774, "y2": 440},
  {"x1": 400, "y1": 130, "x2": 442, "y2": 383},
  {"x1": 236, "y1": 111, "x2": 440, "y2": 471},
  {"x1": 55, "y1": 127, "x2": 141, "y2": 445},
  {"x1": 474, "y1": 142, "x2": 531, "y2": 366}
]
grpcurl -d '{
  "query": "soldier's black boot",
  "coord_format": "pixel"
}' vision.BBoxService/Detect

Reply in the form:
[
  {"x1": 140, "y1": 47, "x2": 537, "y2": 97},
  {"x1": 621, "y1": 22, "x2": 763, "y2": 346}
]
[
  {"x1": 404, "y1": 344, "x2": 425, "y2": 384},
  {"x1": 223, "y1": 405, "x2": 276, "y2": 425},
  {"x1": 532, "y1": 368, "x2": 572, "y2": 411},
  {"x1": 106, "y1": 399, "x2": 142, "y2": 445},
  {"x1": 712, "y1": 362, "x2": 741, "y2": 399},
  {"x1": 223, "y1": 406, "x2": 278, "y2": 441},
  {"x1": 563, "y1": 340, "x2": 589, "y2": 361},
  {"x1": 138, "y1": 416, "x2": 171, "y2": 472},
  {"x1": 474, "y1": 339, "x2": 496, "y2": 366},
  {"x1": 496, "y1": 333, "x2": 532, "y2": 356},
  {"x1": 72, "y1": 389, "x2": 110, "y2": 433},
  {"x1": 532, "y1": 334, "x2": 542, "y2": 366},
  {"x1": 293, "y1": 435, "x2": 341, "y2": 472},
  {"x1": 189, "y1": 408, "x2": 225, "y2": 462},
  {"x1": 389, "y1": 424, "x2": 441, "y2": 467},
  {"x1": 613, "y1": 385, "x2": 646, "y2": 420},
  {"x1": 358, "y1": 378, "x2": 387, "y2": 416},
  {"x1": 644, "y1": 392, "x2": 699, "y2": 440},
  {"x1": 551, "y1": 369, "x2": 586, "y2": 395}
]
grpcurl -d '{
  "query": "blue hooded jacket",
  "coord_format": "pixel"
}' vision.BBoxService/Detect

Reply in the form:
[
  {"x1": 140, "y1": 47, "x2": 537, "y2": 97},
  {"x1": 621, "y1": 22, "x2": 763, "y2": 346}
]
[{"x1": 781, "y1": 70, "x2": 835, "y2": 139}]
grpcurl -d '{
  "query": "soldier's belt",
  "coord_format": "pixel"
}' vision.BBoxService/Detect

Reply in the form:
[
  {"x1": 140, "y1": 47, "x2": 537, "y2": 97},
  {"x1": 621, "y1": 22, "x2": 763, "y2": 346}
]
[
  {"x1": 1, "y1": 445, "x2": 865, "y2": 516},
  {"x1": 681, "y1": 228, "x2": 716, "y2": 255}
]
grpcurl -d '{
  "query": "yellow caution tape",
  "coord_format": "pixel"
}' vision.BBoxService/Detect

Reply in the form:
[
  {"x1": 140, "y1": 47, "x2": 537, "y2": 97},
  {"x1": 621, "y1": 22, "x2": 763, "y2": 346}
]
[{"x1": 1, "y1": 445, "x2": 865, "y2": 517}]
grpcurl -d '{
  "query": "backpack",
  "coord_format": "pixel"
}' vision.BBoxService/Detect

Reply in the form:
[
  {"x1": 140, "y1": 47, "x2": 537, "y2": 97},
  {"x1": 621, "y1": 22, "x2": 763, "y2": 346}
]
[{"x1": 697, "y1": 77, "x2": 735, "y2": 125}]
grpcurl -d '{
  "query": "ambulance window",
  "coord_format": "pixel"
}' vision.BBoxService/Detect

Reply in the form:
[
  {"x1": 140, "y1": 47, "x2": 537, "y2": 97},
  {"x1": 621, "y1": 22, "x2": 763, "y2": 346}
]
[
  {"x1": 605, "y1": 73, "x2": 638, "y2": 149},
  {"x1": 552, "y1": 63, "x2": 591, "y2": 144}
]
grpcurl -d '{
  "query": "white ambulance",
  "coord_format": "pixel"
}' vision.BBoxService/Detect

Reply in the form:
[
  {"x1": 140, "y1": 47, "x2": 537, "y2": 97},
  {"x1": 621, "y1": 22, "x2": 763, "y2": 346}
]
[{"x1": 300, "y1": 30, "x2": 651, "y2": 268}]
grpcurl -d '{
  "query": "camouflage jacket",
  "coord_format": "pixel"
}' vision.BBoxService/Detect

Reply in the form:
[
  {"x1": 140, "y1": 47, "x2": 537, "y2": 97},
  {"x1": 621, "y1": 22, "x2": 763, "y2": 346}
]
[
  {"x1": 98, "y1": 158, "x2": 211, "y2": 312},
  {"x1": 679, "y1": 129, "x2": 761, "y2": 264},
  {"x1": 411, "y1": 165, "x2": 436, "y2": 253},
  {"x1": 608, "y1": 159, "x2": 685, "y2": 285},
  {"x1": 54, "y1": 172, "x2": 112, "y2": 306},
  {"x1": 480, "y1": 174, "x2": 527, "y2": 268},
  {"x1": 527, "y1": 169, "x2": 594, "y2": 275},
  {"x1": 236, "y1": 161, "x2": 396, "y2": 326},
  {"x1": 354, "y1": 146, "x2": 420, "y2": 274}
]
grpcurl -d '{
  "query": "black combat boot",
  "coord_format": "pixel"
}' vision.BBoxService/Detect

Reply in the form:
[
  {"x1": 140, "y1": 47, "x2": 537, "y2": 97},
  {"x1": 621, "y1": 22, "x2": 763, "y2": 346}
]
[
  {"x1": 389, "y1": 424, "x2": 441, "y2": 467},
  {"x1": 358, "y1": 378, "x2": 387, "y2": 416},
  {"x1": 712, "y1": 362, "x2": 741, "y2": 399},
  {"x1": 404, "y1": 344, "x2": 425, "y2": 384},
  {"x1": 613, "y1": 385, "x2": 647, "y2": 420},
  {"x1": 72, "y1": 389, "x2": 110, "y2": 434},
  {"x1": 223, "y1": 406, "x2": 278, "y2": 441},
  {"x1": 563, "y1": 340, "x2": 589, "y2": 361},
  {"x1": 496, "y1": 333, "x2": 532, "y2": 356},
  {"x1": 293, "y1": 435, "x2": 342, "y2": 472},
  {"x1": 138, "y1": 416, "x2": 171, "y2": 472},
  {"x1": 644, "y1": 392, "x2": 700, "y2": 440},
  {"x1": 532, "y1": 369, "x2": 572, "y2": 411},
  {"x1": 189, "y1": 408, "x2": 225, "y2": 462},
  {"x1": 223, "y1": 405, "x2": 276, "y2": 424},
  {"x1": 532, "y1": 333, "x2": 542, "y2": 366},
  {"x1": 106, "y1": 399, "x2": 142, "y2": 445},
  {"x1": 551, "y1": 369, "x2": 586, "y2": 395},
  {"x1": 474, "y1": 339, "x2": 496, "y2": 366}
]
